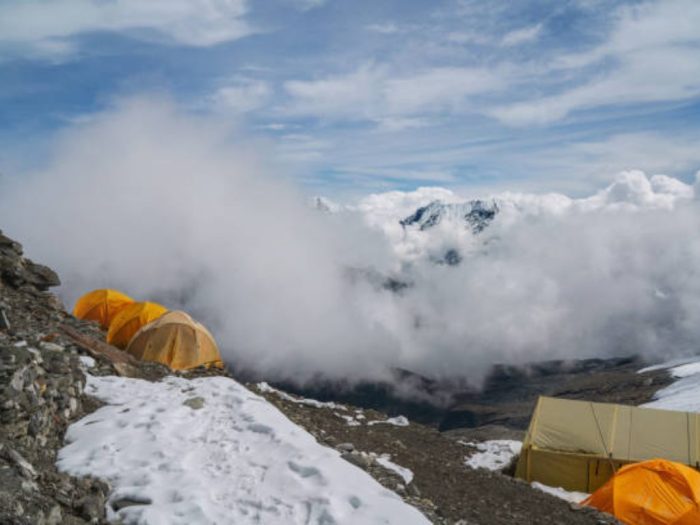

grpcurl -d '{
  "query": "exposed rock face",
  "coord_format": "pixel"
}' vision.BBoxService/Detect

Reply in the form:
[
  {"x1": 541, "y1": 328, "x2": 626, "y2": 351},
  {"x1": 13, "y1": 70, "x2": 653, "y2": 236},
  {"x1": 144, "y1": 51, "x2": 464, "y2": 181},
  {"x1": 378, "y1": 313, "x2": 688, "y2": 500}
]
[
  {"x1": 0, "y1": 229, "x2": 109, "y2": 524},
  {"x1": 0, "y1": 231, "x2": 60, "y2": 292}
]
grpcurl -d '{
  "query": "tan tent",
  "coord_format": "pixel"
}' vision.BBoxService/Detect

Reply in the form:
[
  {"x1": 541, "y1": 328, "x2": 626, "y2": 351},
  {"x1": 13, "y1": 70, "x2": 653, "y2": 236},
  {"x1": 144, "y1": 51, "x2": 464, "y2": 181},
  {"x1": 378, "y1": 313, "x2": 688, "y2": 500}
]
[
  {"x1": 126, "y1": 310, "x2": 223, "y2": 371},
  {"x1": 515, "y1": 396, "x2": 700, "y2": 493}
]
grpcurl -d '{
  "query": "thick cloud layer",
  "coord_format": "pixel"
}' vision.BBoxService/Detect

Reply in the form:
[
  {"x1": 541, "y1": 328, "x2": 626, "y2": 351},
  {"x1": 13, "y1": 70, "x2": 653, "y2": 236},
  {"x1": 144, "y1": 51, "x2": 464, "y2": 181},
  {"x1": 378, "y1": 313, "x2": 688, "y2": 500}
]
[
  {"x1": 2, "y1": 99, "x2": 700, "y2": 388},
  {"x1": 0, "y1": 99, "x2": 398, "y2": 382}
]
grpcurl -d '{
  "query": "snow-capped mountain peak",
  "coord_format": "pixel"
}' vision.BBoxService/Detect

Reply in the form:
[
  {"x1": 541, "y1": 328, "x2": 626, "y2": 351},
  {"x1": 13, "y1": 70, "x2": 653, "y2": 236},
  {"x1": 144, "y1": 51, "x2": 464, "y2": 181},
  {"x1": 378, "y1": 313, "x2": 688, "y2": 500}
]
[{"x1": 399, "y1": 199, "x2": 499, "y2": 234}]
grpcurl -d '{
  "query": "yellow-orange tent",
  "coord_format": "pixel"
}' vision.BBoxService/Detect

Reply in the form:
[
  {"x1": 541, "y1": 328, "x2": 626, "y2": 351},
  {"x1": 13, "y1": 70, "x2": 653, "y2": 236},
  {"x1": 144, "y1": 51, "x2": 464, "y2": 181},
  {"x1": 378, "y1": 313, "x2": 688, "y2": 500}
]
[
  {"x1": 107, "y1": 301, "x2": 168, "y2": 349},
  {"x1": 73, "y1": 289, "x2": 134, "y2": 329},
  {"x1": 584, "y1": 459, "x2": 700, "y2": 525},
  {"x1": 126, "y1": 310, "x2": 223, "y2": 370}
]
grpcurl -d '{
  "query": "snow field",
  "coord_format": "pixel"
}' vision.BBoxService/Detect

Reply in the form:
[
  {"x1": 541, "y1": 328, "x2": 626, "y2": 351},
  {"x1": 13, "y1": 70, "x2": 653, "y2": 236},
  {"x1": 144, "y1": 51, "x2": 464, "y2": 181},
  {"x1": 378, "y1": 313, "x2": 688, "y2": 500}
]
[
  {"x1": 642, "y1": 359, "x2": 700, "y2": 412},
  {"x1": 58, "y1": 374, "x2": 430, "y2": 525}
]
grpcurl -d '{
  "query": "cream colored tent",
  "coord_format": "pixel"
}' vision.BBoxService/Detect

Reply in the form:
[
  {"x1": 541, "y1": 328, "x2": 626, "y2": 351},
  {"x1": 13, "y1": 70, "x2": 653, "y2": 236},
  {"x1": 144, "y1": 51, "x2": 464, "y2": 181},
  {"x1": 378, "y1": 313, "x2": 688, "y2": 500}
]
[
  {"x1": 515, "y1": 396, "x2": 700, "y2": 493},
  {"x1": 126, "y1": 310, "x2": 223, "y2": 371}
]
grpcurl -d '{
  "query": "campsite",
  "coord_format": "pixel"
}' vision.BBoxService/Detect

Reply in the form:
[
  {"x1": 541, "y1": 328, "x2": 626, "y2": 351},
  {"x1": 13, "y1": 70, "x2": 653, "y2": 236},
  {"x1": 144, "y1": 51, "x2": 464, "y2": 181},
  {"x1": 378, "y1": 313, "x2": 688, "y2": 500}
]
[{"x1": 2, "y1": 0, "x2": 700, "y2": 523}]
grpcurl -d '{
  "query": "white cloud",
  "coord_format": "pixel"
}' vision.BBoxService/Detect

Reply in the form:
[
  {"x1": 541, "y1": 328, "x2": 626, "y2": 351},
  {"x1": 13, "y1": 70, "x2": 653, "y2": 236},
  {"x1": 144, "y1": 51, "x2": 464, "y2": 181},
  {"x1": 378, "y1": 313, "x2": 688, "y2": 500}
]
[
  {"x1": 0, "y1": 98, "x2": 398, "y2": 384},
  {"x1": 525, "y1": 132, "x2": 700, "y2": 188},
  {"x1": 346, "y1": 171, "x2": 700, "y2": 380},
  {"x1": 212, "y1": 79, "x2": 272, "y2": 113},
  {"x1": 4, "y1": 100, "x2": 700, "y2": 387},
  {"x1": 385, "y1": 67, "x2": 504, "y2": 114},
  {"x1": 285, "y1": 0, "x2": 328, "y2": 11},
  {"x1": 341, "y1": 167, "x2": 457, "y2": 184},
  {"x1": 0, "y1": 0, "x2": 254, "y2": 58},
  {"x1": 259, "y1": 122, "x2": 288, "y2": 131},
  {"x1": 500, "y1": 23, "x2": 542, "y2": 47},
  {"x1": 366, "y1": 23, "x2": 400, "y2": 35},
  {"x1": 283, "y1": 64, "x2": 505, "y2": 122},
  {"x1": 577, "y1": 170, "x2": 693, "y2": 211},
  {"x1": 491, "y1": 0, "x2": 700, "y2": 125},
  {"x1": 372, "y1": 117, "x2": 429, "y2": 132},
  {"x1": 445, "y1": 31, "x2": 491, "y2": 45},
  {"x1": 276, "y1": 133, "x2": 332, "y2": 162},
  {"x1": 283, "y1": 64, "x2": 386, "y2": 119}
]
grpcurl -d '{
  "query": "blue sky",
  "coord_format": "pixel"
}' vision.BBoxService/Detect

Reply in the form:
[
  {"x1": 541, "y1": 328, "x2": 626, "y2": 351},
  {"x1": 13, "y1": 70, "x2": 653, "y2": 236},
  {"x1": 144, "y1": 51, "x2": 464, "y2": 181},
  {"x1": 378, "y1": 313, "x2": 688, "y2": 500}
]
[{"x1": 1, "y1": 0, "x2": 699, "y2": 199}]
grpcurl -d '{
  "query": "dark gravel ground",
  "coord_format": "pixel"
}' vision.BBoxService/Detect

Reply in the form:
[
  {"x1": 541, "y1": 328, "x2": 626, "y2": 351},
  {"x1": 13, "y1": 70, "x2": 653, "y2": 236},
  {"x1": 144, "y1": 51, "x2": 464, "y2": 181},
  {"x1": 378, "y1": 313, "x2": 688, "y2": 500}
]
[
  {"x1": 252, "y1": 383, "x2": 621, "y2": 525},
  {"x1": 442, "y1": 357, "x2": 672, "y2": 431}
]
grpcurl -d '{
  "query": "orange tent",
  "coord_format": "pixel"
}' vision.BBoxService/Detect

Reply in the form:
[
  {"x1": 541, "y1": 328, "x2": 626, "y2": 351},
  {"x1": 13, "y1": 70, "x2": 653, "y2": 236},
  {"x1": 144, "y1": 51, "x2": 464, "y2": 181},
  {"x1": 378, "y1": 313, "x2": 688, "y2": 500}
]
[
  {"x1": 73, "y1": 289, "x2": 134, "y2": 329},
  {"x1": 126, "y1": 310, "x2": 223, "y2": 371},
  {"x1": 584, "y1": 459, "x2": 700, "y2": 525},
  {"x1": 107, "y1": 301, "x2": 168, "y2": 349}
]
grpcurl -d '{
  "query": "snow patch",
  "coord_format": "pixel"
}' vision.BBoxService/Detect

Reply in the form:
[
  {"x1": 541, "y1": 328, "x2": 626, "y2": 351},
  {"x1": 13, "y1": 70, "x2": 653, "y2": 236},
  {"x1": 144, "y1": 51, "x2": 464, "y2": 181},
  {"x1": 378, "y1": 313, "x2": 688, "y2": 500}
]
[
  {"x1": 376, "y1": 454, "x2": 414, "y2": 485},
  {"x1": 79, "y1": 355, "x2": 96, "y2": 369},
  {"x1": 368, "y1": 416, "x2": 409, "y2": 427},
  {"x1": 335, "y1": 412, "x2": 362, "y2": 427},
  {"x1": 637, "y1": 357, "x2": 699, "y2": 374},
  {"x1": 257, "y1": 381, "x2": 346, "y2": 410},
  {"x1": 531, "y1": 482, "x2": 588, "y2": 504},
  {"x1": 463, "y1": 440, "x2": 522, "y2": 471},
  {"x1": 668, "y1": 362, "x2": 700, "y2": 378},
  {"x1": 639, "y1": 357, "x2": 700, "y2": 412},
  {"x1": 58, "y1": 374, "x2": 429, "y2": 524}
]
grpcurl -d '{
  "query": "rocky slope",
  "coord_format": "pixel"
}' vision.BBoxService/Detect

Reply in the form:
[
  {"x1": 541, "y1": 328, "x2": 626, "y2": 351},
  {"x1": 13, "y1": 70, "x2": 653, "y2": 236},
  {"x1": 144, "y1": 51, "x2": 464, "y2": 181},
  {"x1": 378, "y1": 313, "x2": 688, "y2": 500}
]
[{"x1": 0, "y1": 229, "x2": 110, "y2": 524}]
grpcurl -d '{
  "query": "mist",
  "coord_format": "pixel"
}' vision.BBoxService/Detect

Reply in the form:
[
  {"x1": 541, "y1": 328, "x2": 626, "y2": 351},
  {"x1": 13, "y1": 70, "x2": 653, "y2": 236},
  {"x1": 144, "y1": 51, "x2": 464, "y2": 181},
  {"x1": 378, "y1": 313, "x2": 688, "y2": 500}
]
[{"x1": 2, "y1": 97, "x2": 700, "y2": 389}]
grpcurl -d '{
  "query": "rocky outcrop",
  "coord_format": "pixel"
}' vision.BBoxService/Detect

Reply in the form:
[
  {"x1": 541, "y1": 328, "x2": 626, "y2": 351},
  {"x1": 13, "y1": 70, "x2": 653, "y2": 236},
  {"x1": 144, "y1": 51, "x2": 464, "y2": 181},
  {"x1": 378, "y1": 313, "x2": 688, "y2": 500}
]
[
  {"x1": 0, "y1": 338, "x2": 109, "y2": 524},
  {"x1": 0, "y1": 231, "x2": 60, "y2": 292},
  {"x1": 0, "y1": 229, "x2": 109, "y2": 524}
]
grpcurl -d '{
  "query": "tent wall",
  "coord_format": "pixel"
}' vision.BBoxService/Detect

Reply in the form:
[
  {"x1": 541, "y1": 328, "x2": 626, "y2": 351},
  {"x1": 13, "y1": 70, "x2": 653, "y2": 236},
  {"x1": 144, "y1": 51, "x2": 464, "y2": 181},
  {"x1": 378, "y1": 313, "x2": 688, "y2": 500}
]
[
  {"x1": 516, "y1": 447, "x2": 629, "y2": 492},
  {"x1": 515, "y1": 396, "x2": 700, "y2": 492}
]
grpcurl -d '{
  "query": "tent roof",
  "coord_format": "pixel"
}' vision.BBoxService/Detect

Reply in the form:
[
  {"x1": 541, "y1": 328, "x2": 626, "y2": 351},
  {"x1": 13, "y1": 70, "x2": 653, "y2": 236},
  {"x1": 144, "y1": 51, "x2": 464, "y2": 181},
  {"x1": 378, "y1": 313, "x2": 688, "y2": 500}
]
[
  {"x1": 107, "y1": 301, "x2": 168, "y2": 349},
  {"x1": 139, "y1": 310, "x2": 215, "y2": 338},
  {"x1": 73, "y1": 288, "x2": 134, "y2": 329},
  {"x1": 584, "y1": 459, "x2": 700, "y2": 524},
  {"x1": 524, "y1": 396, "x2": 700, "y2": 466}
]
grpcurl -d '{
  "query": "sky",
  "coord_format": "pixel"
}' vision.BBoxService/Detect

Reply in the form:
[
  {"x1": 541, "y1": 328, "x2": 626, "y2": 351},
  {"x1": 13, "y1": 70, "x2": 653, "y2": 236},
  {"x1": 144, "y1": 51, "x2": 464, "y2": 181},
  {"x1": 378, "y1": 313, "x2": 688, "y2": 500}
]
[
  {"x1": 2, "y1": 0, "x2": 700, "y2": 198},
  {"x1": 2, "y1": 0, "x2": 700, "y2": 387}
]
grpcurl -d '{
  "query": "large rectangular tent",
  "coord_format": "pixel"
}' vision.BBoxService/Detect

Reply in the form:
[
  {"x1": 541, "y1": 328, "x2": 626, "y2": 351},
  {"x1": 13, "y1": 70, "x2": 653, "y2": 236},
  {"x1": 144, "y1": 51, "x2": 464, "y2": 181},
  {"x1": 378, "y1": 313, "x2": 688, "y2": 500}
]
[{"x1": 515, "y1": 396, "x2": 700, "y2": 492}]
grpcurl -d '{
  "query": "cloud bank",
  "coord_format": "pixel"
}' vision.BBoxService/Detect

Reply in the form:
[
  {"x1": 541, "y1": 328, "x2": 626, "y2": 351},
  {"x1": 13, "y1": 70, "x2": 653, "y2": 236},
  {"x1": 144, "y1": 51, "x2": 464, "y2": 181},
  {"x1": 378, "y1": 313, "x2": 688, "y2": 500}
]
[
  {"x1": 2, "y1": 99, "x2": 700, "y2": 390},
  {"x1": 0, "y1": 0, "x2": 253, "y2": 60}
]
